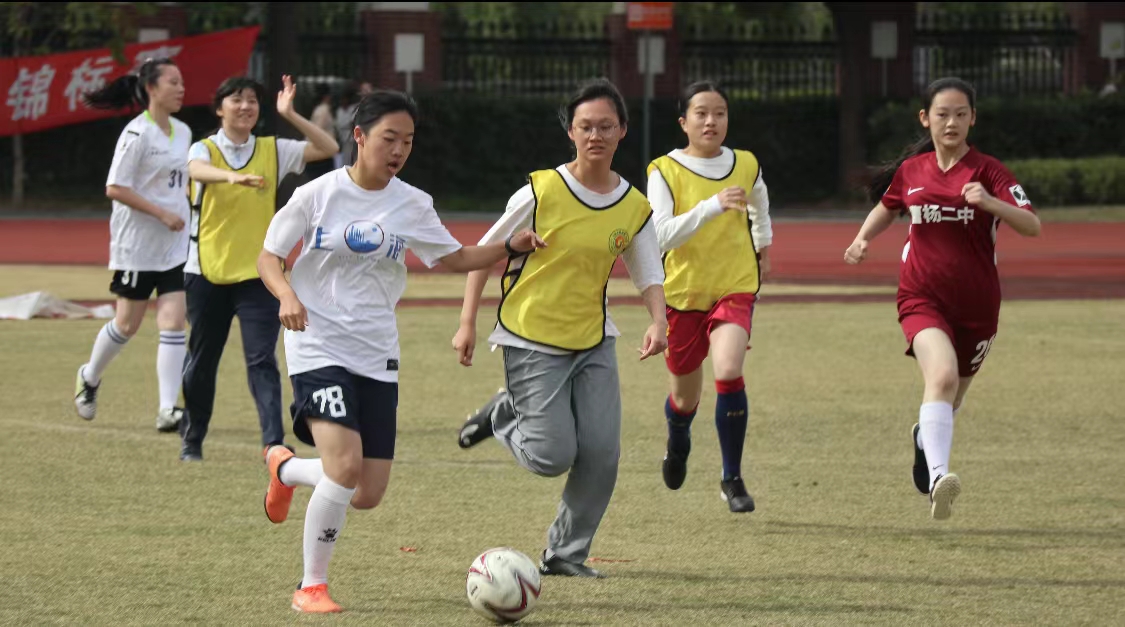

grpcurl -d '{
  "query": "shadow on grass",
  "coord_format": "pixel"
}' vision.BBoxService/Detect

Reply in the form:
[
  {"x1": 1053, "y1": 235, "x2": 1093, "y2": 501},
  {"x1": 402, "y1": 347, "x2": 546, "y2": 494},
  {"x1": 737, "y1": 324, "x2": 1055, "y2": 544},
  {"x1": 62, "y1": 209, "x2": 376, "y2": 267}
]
[
  {"x1": 617, "y1": 567, "x2": 1125, "y2": 591},
  {"x1": 764, "y1": 519, "x2": 1125, "y2": 544}
]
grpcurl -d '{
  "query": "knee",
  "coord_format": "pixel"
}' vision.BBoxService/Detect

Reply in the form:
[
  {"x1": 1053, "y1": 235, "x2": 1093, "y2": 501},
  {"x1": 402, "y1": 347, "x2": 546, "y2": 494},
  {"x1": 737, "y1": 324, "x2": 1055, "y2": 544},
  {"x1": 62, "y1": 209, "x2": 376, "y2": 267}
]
[
  {"x1": 351, "y1": 490, "x2": 385, "y2": 510},
  {"x1": 245, "y1": 350, "x2": 277, "y2": 369},
  {"x1": 927, "y1": 367, "x2": 960, "y2": 400},
  {"x1": 115, "y1": 317, "x2": 141, "y2": 338},
  {"x1": 331, "y1": 457, "x2": 364, "y2": 488},
  {"x1": 528, "y1": 444, "x2": 576, "y2": 478},
  {"x1": 670, "y1": 389, "x2": 701, "y2": 414},
  {"x1": 155, "y1": 311, "x2": 185, "y2": 332},
  {"x1": 713, "y1": 363, "x2": 744, "y2": 383}
]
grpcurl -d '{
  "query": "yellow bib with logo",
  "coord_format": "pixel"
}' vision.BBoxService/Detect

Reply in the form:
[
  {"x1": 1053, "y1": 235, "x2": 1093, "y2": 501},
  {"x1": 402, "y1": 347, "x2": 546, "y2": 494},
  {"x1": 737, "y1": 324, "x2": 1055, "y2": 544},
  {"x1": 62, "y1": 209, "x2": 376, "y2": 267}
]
[
  {"x1": 191, "y1": 136, "x2": 278, "y2": 284},
  {"x1": 498, "y1": 169, "x2": 652, "y2": 351},
  {"x1": 648, "y1": 149, "x2": 761, "y2": 311}
]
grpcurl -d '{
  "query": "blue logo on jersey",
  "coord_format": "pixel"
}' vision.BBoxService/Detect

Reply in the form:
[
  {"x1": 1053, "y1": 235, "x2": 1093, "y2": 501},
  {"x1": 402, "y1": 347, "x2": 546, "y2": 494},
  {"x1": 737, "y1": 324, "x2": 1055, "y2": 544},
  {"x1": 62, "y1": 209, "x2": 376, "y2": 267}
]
[{"x1": 344, "y1": 221, "x2": 385, "y2": 254}]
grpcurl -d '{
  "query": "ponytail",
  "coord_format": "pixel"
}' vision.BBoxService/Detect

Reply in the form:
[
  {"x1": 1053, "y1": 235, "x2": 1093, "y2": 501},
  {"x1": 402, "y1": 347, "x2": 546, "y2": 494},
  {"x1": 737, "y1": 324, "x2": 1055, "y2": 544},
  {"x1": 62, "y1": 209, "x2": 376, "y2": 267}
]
[
  {"x1": 84, "y1": 74, "x2": 144, "y2": 110},
  {"x1": 866, "y1": 76, "x2": 977, "y2": 206},
  {"x1": 867, "y1": 136, "x2": 934, "y2": 205},
  {"x1": 83, "y1": 57, "x2": 176, "y2": 112}
]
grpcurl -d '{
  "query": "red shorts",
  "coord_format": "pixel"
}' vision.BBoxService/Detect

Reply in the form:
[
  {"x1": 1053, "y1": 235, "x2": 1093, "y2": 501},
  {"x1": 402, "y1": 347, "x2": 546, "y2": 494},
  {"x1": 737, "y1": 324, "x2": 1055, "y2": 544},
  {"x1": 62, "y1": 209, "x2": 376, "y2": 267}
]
[
  {"x1": 899, "y1": 297, "x2": 998, "y2": 378},
  {"x1": 664, "y1": 294, "x2": 757, "y2": 376}
]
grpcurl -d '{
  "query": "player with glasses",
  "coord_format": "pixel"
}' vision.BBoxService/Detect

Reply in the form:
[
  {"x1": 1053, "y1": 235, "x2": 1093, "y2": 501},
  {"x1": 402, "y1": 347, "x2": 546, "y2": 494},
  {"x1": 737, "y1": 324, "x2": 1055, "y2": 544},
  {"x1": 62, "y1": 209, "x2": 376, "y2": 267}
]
[{"x1": 452, "y1": 78, "x2": 667, "y2": 579}]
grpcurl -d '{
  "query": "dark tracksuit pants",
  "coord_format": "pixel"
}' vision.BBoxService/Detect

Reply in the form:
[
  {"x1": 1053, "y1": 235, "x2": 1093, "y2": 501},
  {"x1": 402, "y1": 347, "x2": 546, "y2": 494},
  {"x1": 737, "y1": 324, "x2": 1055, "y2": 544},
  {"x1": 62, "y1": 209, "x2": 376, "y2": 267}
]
[{"x1": 181, "y1": 273, "x2": 285, "y2": 451}]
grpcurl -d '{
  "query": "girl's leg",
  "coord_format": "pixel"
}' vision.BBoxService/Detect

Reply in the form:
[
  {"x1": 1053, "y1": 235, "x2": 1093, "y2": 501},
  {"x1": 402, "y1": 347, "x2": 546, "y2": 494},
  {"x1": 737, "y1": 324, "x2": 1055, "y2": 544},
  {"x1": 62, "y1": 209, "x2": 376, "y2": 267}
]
[
  {"x1": 709, "y1": 322, "x2": 751, "y2": 481},
  {"x1": 709, "y1": 321, "x2": 755, "y2": 512},
  {"x1": 663, "y1": 368, "x2": 703, "y2": 489},
  {"x1": 291, "y1": 419, "x2": 362, "y2": 613},
  {"x1": 75, "y1": 297, "x2": 149, "y2": 420},
  {"x1": 154, "y1": 291, "x2": 187, "y2": 428},
  {"x1": 351, "y1": 459, "x2": 392, "y2": 510},
  {"x1": 85, "y1": 297, "x2": 149, "y2": 383},
  {"x1": 911, "y1": 327, "x2": 963, "y2": 519}
]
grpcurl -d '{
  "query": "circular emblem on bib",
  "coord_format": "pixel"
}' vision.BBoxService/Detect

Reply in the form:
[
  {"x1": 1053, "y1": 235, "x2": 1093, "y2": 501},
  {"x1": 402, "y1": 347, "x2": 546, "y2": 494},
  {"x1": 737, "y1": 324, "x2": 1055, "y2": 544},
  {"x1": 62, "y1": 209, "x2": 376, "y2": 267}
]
[
  {"x1": 344, "y1": 221, "x2": 386, "y2": 253},
  {"x1": 608, "y1": 228, "x2": 630, "y2": 255}
]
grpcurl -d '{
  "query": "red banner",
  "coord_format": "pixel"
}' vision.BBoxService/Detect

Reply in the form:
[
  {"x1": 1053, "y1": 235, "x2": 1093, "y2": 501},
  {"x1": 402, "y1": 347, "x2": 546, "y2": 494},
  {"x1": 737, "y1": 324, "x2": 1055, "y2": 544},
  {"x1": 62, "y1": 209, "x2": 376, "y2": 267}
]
[{"x1": 0, "y1": 26, "x2": 261, "y2": 137}]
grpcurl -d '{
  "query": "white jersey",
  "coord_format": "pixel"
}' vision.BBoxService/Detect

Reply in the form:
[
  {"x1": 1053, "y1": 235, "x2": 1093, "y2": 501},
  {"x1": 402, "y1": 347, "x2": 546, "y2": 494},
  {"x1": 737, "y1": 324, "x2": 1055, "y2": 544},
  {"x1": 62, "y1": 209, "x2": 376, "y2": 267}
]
[
  {"x1": 477, "y1": 164, "x2": 665, "y2": 356},
  {"x1": 263, "y1": 169, "x2": 463, "y2": 382},
  {"x1": 184, "y1": 129, "x2": 309, "y2": 275},
  {"x1": 105, "y1": 112, "x2": 192, "y2": 272}
]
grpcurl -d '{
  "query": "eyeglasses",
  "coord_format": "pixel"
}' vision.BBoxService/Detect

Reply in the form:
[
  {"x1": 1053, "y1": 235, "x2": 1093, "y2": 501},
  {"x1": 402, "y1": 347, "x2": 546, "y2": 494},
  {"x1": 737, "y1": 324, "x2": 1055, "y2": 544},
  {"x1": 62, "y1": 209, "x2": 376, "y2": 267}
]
[{"x1": 573, "y1": 123, "x2": 620, "y2": 138}]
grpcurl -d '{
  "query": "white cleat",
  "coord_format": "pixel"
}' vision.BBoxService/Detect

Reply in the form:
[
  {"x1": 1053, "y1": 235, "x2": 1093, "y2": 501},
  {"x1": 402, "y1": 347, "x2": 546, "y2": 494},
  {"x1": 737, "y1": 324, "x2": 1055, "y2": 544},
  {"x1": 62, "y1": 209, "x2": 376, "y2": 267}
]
[
  {"x1": 74, "y1": 366, "x2": 98, "y2": 421},
  {"x1": 156, "y1": 407, "x2": 184, "y2": 433},
  {"x1": 930, "y1": 473, "x2": 961, "y2": 521}
]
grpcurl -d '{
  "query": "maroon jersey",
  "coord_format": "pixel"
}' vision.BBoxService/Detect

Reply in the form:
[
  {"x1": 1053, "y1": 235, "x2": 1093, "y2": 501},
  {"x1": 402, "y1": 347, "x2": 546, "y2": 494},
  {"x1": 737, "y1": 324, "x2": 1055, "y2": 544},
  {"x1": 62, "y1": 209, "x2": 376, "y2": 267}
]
[{"x1": 881, "y1": 147, "x2": 1034, "y2": 321}]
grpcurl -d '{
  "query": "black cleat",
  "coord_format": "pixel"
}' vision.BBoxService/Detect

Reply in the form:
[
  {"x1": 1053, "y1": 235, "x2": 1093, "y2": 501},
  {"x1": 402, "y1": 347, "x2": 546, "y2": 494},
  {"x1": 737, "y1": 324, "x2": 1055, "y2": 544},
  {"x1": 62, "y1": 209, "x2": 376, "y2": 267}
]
[
  {"x1": 912, "y1": 423, "x2": 930, "y2": 494},
  {"x1": 458, "y1": 388, "x2": 506, "y2": 449},
  {"x1": 180, "y1": 443, "x2": 203, "y2": 462},
  {"x1": 720, "y1": 476, "x2": 756, "y2": 513},
  {"x1": 662, "y1": 449, "x2": 688, "y2": 490},
  {"x1": 539, "y1": 551, "x2": 606, "y2": 579}
]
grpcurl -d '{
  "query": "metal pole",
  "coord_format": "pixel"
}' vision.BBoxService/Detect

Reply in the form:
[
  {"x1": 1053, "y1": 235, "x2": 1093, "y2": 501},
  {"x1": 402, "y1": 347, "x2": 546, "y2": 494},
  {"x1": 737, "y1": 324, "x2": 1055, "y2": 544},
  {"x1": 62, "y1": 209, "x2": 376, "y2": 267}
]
[
  {"x1": 881, "y1": 58, "x2": 888, "y2": 98},
  {"x1": 643, "y1": 30, "x2": 653, "y2": 169}
]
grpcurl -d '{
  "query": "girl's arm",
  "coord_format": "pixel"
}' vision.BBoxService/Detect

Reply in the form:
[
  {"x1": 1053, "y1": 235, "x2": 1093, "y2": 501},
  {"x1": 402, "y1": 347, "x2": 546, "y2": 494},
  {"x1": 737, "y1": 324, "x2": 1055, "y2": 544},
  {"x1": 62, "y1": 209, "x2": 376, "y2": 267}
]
[
  {"x1": 187, "y1": 160, "x2": 265, "y2": 187},
  {"x1": 844, "y1": 203, "x2": 897, "y2": 265},
  {"x1": 106, "y1": 185, "x2": 183, "y2": 231},
  {"x1": 963, "y1": 181, "x2": 1041, "y2": 237},
  {"x1": 276, "y1": 75, "x2": 339, "y2": 162}
]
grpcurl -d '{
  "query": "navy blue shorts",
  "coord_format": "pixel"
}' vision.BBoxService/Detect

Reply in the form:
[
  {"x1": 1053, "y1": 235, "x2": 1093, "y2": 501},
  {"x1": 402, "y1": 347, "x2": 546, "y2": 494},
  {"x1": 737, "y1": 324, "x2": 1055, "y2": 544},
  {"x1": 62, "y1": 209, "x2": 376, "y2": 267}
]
[{"x1": 289, "y1": 366, "x2": 398, "y2": 460}]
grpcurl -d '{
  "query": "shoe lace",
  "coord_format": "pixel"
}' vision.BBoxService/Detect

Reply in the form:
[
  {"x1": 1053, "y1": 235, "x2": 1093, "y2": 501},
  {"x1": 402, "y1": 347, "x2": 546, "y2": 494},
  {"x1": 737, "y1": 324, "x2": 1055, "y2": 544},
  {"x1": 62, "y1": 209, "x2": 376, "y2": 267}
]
[
  {"x1": 725, "y1": 478, "x2": 749, "y2": 498},
  {"x1": 81, "y1": 383, "x2": 98, "y2": 404},
  {"x1": 302, "y1": 584, "x2": 328, "y2": 601}
]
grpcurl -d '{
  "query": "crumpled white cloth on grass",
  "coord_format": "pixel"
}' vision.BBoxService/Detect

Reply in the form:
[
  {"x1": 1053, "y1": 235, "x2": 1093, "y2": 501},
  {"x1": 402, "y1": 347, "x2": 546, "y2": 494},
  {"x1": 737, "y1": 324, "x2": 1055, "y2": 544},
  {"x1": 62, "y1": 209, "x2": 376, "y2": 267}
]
[{"x1": 0, "y1": 292, "x2": 114, "y2": 320}]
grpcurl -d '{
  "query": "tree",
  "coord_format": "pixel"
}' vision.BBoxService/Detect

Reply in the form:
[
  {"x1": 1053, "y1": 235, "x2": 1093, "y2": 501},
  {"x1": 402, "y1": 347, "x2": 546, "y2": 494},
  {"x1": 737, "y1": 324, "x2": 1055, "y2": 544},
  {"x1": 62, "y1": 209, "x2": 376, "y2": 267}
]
[{"x1": 1, "y1": 2, "x2": 153, "y2": 207}]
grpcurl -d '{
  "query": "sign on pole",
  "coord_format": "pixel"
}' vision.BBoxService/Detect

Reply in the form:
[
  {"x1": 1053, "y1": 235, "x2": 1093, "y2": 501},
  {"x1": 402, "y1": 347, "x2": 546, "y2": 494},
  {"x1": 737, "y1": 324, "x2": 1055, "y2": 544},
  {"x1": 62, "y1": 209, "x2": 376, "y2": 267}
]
[
  {"x1": 626, "y1": 2, "x2": 674, "y2": 31},
  {"x1": 627, "y1": 2, "x2": 673, "y2": 171}
]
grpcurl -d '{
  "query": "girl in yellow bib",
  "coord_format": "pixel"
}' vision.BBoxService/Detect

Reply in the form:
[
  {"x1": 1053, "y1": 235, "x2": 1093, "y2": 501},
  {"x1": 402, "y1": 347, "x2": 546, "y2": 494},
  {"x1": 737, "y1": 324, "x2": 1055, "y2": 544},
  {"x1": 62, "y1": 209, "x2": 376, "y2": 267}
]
[
  {"x1": 647, "y1": 81, "x2": 774, "y2": 513},
  {"x1": 453, "y1": 79, "x2": 668, "y2": 578}
]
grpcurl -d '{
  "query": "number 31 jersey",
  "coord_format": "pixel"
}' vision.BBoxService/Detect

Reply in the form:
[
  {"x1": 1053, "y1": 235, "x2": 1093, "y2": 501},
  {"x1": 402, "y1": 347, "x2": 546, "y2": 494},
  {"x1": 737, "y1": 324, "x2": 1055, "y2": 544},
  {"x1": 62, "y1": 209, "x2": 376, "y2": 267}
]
[
  {"x1": 105, "y1": 112, "x2": 193, "y2": 272},
  {"x1": 881, "y1": 147, "x2": 1035, "y2": 321}
]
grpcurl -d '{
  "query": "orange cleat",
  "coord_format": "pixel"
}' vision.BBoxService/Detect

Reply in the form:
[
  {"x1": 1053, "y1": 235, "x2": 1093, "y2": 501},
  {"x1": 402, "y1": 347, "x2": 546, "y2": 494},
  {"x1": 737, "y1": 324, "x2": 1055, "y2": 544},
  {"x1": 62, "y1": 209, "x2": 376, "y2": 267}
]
[
  {"x1": 291, "y1": 583, "x2": 342, "y2": 613},
  {"x1": 263, "y1": 445, "x2": 296, "y2": 524}
]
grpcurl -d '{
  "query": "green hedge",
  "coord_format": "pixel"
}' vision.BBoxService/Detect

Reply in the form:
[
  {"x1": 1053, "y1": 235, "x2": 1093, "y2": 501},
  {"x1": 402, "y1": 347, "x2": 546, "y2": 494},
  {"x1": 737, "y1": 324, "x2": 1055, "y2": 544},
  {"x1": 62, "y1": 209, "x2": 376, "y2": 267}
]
[
  {"x1": 401, "y1": 94, "x2": 838, "y2": 208},
  {"x1": 0, "y1": 96, "x2": 838, "y2": 209},
  {"x1": 5, "y1": 93, "x2": 1122, "y2": 209},
  {"x1": 1006, "y1": 156, "x2": 1125, "y2": 206},
  {"x1": 866, "y1": 94, "x2": 1125, "y2": 164}
]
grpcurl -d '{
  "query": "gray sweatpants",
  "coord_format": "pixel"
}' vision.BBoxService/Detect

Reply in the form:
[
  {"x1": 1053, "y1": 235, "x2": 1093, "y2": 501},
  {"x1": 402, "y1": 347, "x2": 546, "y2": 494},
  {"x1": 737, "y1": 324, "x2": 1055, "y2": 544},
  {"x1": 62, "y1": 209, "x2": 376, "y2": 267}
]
[{"x1": 492, "y1": 338, "x2": 621, "y2": 564}]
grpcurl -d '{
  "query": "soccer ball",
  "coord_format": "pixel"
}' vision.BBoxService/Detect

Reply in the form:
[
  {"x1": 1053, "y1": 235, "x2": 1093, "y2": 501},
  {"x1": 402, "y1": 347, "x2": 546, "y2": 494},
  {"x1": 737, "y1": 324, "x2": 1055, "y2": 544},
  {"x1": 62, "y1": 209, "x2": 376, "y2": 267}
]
[{"x1": 465, "y1": 547, "x2": 542, "y2": 624}]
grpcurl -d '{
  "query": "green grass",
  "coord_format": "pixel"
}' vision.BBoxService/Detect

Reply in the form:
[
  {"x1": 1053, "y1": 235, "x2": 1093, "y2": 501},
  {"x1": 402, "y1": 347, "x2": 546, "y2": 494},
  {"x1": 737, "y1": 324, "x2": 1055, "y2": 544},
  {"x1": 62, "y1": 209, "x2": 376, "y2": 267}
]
[{"x1": 2, "y1": 294, "x2": 1124, "y2": 625}]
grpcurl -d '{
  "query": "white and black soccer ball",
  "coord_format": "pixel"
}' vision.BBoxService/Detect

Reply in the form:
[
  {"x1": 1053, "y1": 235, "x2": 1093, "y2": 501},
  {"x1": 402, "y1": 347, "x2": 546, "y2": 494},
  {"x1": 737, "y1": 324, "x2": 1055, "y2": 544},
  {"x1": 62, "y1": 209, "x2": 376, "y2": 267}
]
[{"x1": 465, "y1": 547, "x2": 542, "y2": 624}]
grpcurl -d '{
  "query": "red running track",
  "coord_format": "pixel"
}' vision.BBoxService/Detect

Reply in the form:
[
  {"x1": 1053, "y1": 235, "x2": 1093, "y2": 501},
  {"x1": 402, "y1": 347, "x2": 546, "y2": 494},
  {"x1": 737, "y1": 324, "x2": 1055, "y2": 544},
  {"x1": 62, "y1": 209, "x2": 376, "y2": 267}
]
[{"x1": 1, "y1": 218, "x2": 1122, "y2": 300}]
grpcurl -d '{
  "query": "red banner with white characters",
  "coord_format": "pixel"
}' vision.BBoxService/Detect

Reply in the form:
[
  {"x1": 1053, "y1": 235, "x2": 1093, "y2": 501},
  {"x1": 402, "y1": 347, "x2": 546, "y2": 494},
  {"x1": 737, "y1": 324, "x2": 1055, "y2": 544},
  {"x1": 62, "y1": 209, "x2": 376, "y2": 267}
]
[{"x1": 0, "y1": 26, "x2": 261, "y2": 136}]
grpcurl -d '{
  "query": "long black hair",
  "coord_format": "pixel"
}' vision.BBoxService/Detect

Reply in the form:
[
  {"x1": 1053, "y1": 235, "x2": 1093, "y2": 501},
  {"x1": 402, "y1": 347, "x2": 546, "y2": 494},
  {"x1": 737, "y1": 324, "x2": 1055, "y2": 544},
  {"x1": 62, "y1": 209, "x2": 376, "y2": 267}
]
[
  {"x1": 558, "y1": 78, "x2": 629, "y2": 132},
  {"x1": 867, "y1": 77, "x2": 977, "y2": 204},
  {"x1": 84, "y1": 58, "x2": 176, "y2": 111},
  {"x1": 679, "y1": 80, "x2": 729, "y2": 117}
]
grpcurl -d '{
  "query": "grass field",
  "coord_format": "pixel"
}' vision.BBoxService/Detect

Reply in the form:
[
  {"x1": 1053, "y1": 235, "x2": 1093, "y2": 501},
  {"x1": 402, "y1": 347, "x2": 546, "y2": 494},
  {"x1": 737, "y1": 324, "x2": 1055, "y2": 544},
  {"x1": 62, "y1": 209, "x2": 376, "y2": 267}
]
[{"x1": 2, "y1": 267, "x2": 1124, "y2": 625}]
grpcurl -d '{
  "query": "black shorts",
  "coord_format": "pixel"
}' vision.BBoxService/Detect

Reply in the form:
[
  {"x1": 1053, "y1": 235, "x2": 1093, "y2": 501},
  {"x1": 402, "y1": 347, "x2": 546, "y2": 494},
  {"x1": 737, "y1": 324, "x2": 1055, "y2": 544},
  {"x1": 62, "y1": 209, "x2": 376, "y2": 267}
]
[
  {"x1": 109, "y1": 264, "x2": 185, "y2": 301},
  {"x1": 289, "y1": 366, "x2": 398, "y2": 460}
]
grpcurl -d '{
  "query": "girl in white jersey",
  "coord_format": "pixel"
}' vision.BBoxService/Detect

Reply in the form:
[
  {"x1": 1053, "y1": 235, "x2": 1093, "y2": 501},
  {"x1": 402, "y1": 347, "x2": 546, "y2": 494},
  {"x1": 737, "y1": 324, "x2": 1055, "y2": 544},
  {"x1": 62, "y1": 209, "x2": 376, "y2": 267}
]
[
  {"x1": 256, "y1": 91, "x2": 544, "y2": 614},
  {"x1": 73, "y1": 58, "x2": 198, "y2": 433}
]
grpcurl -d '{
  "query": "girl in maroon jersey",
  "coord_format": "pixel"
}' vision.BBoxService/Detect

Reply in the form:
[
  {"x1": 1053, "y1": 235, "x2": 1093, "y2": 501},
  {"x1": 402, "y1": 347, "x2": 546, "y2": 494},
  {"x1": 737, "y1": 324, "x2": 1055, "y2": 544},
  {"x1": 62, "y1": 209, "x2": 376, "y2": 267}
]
[{"x1": 843, "y1": 77, "x2": 1041, "y2": 521}]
